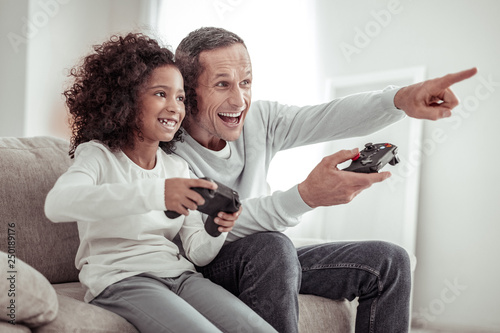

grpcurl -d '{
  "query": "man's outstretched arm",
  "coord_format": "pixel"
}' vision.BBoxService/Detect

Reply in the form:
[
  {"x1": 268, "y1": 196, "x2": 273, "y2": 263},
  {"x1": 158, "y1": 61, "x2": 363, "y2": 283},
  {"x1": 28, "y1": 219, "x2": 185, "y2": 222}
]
[
  {"x1": 228, "y1": 68, "x2": 478, "y2": 241},
  {"x1": 298, "y1": 68, "x2": 478, "y2": 209}
]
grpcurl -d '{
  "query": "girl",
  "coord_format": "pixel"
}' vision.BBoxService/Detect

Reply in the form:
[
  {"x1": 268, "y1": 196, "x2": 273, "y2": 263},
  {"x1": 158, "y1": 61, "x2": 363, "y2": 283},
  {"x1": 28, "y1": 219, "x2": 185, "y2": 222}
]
[{"x1": 45, "y1": 33, "x2": 276, "y2": 333}]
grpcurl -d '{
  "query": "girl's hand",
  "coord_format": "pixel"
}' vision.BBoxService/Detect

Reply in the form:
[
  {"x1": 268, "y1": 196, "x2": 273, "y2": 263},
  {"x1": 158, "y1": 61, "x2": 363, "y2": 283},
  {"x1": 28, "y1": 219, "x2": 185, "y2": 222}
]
[
  {"x1": 164, "y1": 178, "x2": 217, "y2": 216},
  {"x1": 213, "y1": 205, "x2": 243, "y2": 233}
]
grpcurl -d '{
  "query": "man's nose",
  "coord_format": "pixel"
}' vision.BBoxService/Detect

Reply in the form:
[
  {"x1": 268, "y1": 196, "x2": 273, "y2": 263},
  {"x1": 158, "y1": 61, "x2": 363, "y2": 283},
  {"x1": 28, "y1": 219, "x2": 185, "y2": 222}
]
[{"x1": 228, "y1": 86, "x2": 246, "y2": 109}]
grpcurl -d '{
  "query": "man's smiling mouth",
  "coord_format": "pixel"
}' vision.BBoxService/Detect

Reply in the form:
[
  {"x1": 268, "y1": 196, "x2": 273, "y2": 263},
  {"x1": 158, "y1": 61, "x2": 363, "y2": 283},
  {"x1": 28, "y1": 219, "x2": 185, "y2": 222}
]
[{"x1": 218, "y1": 112, "x2": 242, "y2": 124}]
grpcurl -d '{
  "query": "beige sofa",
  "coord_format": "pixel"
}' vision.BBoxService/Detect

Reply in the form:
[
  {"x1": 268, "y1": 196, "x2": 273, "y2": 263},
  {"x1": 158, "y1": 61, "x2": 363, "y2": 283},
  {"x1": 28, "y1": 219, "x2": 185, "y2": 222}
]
[{"x1": 0, "y1": 136, "x2": 356, "y2": 332}]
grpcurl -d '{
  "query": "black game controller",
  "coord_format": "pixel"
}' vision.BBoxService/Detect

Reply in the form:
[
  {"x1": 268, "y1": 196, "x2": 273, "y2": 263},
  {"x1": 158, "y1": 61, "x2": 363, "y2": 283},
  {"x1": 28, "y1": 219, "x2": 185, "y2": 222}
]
[
  {"x1": 164, "y1": 177, "x2": 241, "y2": 237},
  {"x1": 343, "y1": 142, "x2": 400, "y2": 173}
]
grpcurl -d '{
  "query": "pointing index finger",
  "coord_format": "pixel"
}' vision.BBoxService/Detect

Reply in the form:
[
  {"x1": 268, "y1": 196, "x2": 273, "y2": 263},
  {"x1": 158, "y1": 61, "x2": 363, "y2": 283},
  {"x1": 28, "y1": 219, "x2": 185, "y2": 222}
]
[{"x1": 434, "y1": 67, "x2": 477, "y2": 90}]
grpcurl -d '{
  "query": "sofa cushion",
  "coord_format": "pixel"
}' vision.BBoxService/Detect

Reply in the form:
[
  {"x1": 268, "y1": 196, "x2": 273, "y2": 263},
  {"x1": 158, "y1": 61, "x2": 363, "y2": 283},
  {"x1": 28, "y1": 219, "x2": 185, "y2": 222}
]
[
  {"x1": 0, "y1": 251, "x2": 58, "y2": 328},
  {"x1": 36, "y1": 284, "x2": 138, "y2": 333},
  {"x1": 0, "y1": 322, "x2": 30, "y2": 332},
  {"x1": 51, "y1": 282, "x2": 353, "y2": 333},
  {"x1": 0, "y1": 136, "x2": 79, "y2": 283},
  {"x1": 298, "y1": 294, "x2": 356, "y2": 332}
]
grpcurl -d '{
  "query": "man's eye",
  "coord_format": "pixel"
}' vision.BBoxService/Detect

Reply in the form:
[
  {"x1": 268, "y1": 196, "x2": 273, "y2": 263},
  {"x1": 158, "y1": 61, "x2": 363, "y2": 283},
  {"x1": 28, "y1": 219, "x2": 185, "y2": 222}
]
[
  {"x1": 216, "y1": 82, "x2": 228, "y2": 87},
  {"x1": 241, "y1": 80, "x2": 251, "y2": 86}
]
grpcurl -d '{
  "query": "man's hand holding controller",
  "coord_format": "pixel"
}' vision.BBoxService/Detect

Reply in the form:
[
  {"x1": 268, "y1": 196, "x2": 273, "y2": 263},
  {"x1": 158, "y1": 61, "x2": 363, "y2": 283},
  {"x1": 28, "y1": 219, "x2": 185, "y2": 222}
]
[
  {"x1": 298, "y1": 149, "x2": 391, "y2": 208},
  {"x1": 164, "y1": 178, "x2": 242, "y2": 236}
]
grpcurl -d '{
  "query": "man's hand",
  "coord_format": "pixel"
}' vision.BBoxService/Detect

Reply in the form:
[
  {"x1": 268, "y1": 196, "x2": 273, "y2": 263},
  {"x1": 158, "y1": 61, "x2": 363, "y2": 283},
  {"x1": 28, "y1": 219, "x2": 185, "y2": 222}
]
[
  {"x1": 394, "y1": 67, "x2": 477, "y2": 120},
  {"x1": 298, "y1": 149, "x2": 391, "y2": 208},
  {"x1": 164, "y1": 178, "x2": 218, "y2": 216}
]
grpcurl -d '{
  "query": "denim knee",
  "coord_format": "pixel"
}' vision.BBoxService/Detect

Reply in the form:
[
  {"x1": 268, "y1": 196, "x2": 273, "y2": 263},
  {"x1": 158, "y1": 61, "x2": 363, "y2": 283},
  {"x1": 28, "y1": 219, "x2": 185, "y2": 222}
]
[
  {"x1": 372, "y1": 241, "x2": 412, "y2": 284},
  {"x1": 382, "y1": 241, "x2": 411, "y2": 270},
  {"x1": 249, "y1": 232, "x2": 298, "y2": 260},
  {"x1": 245, "y1": 232, "x2": 302, "y2": 279}
]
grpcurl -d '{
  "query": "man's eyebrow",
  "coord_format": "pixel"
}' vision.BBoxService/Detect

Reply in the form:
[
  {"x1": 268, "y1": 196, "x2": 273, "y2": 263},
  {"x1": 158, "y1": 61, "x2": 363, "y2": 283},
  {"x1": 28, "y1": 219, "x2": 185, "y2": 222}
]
[
  {"x1": 211, "y1": 70, "x2": 252, "y2": 80},
  {"x1": 212, "y1": 73, "x2": 230, "y2": 80}
]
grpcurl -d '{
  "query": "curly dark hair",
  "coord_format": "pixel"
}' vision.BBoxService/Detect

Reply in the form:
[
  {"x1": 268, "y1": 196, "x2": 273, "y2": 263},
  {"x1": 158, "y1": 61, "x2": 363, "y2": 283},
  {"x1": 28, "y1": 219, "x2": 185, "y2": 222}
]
[
  {"x1": 175, "y1": 27, "x2": 246, "y2": 120},
  {"x1": 64, "y1": 32, "x2": 182, "y2": 158}
]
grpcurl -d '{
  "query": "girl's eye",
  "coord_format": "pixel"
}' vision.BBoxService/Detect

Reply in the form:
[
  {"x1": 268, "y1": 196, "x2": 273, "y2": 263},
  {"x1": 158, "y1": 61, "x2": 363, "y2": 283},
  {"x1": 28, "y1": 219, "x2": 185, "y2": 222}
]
[
  {"x1": 177, "y1": 96, "x2": 185, "y2": 102},
  {"x1": 155, "y1": 92, "x2": 166, "y2": 97}
]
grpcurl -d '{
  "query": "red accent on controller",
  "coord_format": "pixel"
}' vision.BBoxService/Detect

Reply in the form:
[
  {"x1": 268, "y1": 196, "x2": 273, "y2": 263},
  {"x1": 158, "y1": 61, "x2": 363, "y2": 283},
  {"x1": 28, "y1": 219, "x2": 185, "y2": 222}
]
[{"x1": 352, "y1": 152, "x2": 361, "y2": 161}]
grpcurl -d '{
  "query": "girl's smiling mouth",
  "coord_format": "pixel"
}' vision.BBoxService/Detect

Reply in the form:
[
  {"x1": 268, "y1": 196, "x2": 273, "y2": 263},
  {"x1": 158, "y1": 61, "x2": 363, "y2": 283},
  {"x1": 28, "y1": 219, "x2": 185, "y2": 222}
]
[{"x1": 158, "y1": 118, "x2": 178, "y2": 129}]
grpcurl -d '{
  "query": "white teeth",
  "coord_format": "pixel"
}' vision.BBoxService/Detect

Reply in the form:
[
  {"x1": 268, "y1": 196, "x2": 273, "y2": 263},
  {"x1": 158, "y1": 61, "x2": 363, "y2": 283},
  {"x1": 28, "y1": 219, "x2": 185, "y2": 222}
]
[
  {"x1": 218, "y1": 112, "x2": 242, "y2": 117},
  {"x1": 159, "y1": 119, "x2": 176, "y2": 127}
]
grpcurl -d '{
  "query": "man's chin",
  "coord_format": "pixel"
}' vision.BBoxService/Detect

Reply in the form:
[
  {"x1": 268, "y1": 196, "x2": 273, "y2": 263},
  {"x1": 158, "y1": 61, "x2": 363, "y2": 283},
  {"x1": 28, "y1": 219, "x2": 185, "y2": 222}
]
[{"x1": 221, "y1": 130, "x2": 242, "y2": 143}]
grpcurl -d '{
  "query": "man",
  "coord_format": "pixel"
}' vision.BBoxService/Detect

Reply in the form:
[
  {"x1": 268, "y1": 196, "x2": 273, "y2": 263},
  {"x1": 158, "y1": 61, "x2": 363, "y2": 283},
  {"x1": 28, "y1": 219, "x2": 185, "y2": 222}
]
[{"x1": 172, "y1": 27, "x2": 477, "y2": 332}]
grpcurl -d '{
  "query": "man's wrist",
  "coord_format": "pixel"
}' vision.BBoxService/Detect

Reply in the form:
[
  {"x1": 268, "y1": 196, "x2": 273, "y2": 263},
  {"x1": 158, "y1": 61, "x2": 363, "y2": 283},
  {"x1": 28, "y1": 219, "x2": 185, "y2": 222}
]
[
  {"x1": 297, "y1": 182, "x2": 317, "y2": 209},
  {"x1": 393, "y1": 86, "x2": 407, "y2": 110}
]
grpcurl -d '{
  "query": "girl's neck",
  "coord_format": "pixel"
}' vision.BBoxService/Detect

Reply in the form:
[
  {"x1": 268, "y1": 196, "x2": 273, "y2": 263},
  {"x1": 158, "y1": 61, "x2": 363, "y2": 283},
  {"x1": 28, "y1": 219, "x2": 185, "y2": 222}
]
[{"x1": 122, "y1": 141, "x2": 158, "y2": 170}]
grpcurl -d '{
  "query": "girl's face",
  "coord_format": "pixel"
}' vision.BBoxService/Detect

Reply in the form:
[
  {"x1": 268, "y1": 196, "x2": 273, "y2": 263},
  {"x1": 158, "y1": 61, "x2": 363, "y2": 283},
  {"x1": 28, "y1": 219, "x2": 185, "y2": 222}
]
[{"x1": 137, "y1": 65, "x2": 186, "y2": 144}]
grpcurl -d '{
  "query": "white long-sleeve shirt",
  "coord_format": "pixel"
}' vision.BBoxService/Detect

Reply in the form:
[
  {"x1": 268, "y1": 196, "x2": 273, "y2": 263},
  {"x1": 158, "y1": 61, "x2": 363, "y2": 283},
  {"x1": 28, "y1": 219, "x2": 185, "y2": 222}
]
[
  {"x1": 174, "y1": 87, "x2": 406, "y2": 242},
  {"x1": 45, "y1": 141, "x2": 227, "y2": 302}
]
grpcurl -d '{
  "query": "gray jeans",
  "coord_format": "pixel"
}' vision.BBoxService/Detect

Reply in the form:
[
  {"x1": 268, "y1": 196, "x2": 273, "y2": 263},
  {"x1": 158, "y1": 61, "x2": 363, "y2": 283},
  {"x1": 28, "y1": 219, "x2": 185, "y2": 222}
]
[
  {"x1": 90, "y1": 271, "x2": 277, "y2": 333},
  {"x1": 196, "y1": 232, "x2": 412, "y2": 333}
]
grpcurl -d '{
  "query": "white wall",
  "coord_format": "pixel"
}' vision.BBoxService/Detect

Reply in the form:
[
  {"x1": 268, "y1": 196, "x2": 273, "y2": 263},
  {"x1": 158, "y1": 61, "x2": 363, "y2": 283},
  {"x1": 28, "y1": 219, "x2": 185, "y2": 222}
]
[
  {"x1": 0, "y1": 0, "x2": 29, "y2": 137},
  {"x1": 312, "y1": 0, "x2": 500, "y2": 331},
  {"x1": 0, "y1": 0, "x2": 156, "y2": 138}
]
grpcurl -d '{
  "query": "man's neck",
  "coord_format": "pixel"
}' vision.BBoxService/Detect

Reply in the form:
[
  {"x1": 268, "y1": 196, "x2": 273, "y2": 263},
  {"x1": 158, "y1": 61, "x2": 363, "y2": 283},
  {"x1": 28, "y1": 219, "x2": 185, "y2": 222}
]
[{"x1": 183, "y1": 123, "x2": 227, "y2": 151}]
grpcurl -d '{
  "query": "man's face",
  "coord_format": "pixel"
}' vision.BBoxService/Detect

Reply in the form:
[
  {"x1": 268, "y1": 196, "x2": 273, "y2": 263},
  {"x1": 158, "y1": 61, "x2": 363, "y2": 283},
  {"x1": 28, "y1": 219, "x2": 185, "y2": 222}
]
[{"x1": 186, "y1": 43, "x2": 252, "y2": 150}]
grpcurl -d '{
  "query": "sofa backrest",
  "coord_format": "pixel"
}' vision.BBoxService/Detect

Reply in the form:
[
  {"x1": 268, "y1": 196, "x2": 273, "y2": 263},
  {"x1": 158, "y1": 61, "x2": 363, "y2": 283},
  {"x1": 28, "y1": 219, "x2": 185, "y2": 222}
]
[{"x1": 0, "y1": 136, "x2": 80, "y2": 284}]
